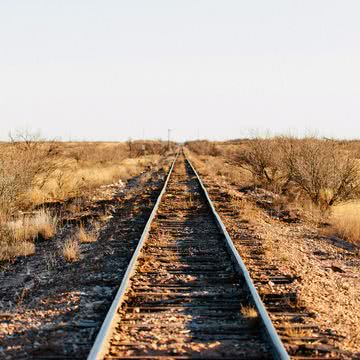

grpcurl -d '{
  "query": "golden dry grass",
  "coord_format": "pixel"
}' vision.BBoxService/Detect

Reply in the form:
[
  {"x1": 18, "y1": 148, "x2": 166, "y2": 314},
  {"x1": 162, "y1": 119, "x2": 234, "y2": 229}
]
[
  {"x1": 240, "y1": 305, "x2": 258, "y2": 318},
  {"x1": 283, "y1": 324, "x2": 311, "y2": 338},
  {"x1": 0, "y1": 139, "x2": 170, "y2": 262},
  {"x1": 0, "y1": 139, "x2": 168, "y2": 211},
  {"x1": 7, "y1": 209, "x2": 57, "y2": 242},
  {"x1": 62, "y1": 238, "x2": 80, "y2": 262},
  {"x1": 240, "y1": 305, "x2": 259, "y2": 328},
  {"x1": 77, "y1": 225, "x2": 97, "y2": 243},
  {"x1": 28, "y1": 154, "x2": 161, "y2": 204},
  {"x1": 329, "y1": 202, "x2": 360, "y2": 245},
  {"x1": 0, "y1": 209, "x2": 56, "y2": 261},
  {"x1": 0, "y1": 239, "x2": 35, "y2": 262}
]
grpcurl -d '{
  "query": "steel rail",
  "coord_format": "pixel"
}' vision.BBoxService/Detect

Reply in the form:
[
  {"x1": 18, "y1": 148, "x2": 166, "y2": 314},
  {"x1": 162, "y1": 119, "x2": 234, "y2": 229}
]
[
  {"x1": 87, "y1": 152, "x2": 289, "y2": 360},
  {"x1": 185, "y1": 155, "x2": 290, "y2": 360},
  {"x1": 87, "y1": 153, "x2": 179, "y2": 360}
]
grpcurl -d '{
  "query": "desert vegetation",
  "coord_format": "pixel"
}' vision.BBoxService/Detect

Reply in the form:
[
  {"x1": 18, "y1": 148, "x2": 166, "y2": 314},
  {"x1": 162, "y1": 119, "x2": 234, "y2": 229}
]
[
  {"x1": 62, "y1": 237, "x2": 80, "y2": 262},
  {"x1": 186, "y1": 137, "x2": 360, "y2": 245},
  {"x1": 0, "y1": 133, "x2": 170, "y2": 262}
]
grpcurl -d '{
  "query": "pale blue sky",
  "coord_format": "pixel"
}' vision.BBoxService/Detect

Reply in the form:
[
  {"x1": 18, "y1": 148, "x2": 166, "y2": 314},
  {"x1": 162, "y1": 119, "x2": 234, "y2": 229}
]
[{"x1": 1, "y1": 1, "x2": 360, "y2": 141}]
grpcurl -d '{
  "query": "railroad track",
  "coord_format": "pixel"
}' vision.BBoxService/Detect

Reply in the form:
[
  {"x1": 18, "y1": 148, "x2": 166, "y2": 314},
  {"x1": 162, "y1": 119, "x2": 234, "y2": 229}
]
[
  {"x1": 87, "y1": 153, "x2": 288, "y2": 359},
  {"x1": 88, "y1": 154, "x2": 288, "y2": 360}
]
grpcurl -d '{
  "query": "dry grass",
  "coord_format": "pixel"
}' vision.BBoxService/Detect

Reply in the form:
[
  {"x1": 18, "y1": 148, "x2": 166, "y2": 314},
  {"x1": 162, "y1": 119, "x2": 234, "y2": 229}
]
[
  {"x1": 0, "y1": 138, "x2": 169, "y2": 211},
  {"x1": 29, "y1": 154, "x2": 162, "y2": 204},
  {"x1": 283, "y1": 325, "x2": 311, "y2": 338},
  {"x1": 77, "y1": 225, "x2": 97, "y2": 243},
  {"x1": 234, "y1": 198, "x2": 261, "y2": 224},
  {"x1": 0, "y1": 209, "x2": 56, "y2": 261},
  {"x1": 0, "y1": 136, "x2": 171, "y2": 262},
  {"x1": 62, "y1": 238, "x2": 80, "y2": 262},
  {"x1": 0, "y1": 234, "x2": 35, "y2": 262},
  {"x1": 241, "y1": 305, "x2": 258, "y2": 318},
  {"x1": 7, "y1": 209, "x2": 57, "y2": 242},
  {"x1": 240, "y1": 305, "x2": 259, "y2": 328},
  {"x1": 328, "y1": 202, "x2": 360, "y2": 245}
]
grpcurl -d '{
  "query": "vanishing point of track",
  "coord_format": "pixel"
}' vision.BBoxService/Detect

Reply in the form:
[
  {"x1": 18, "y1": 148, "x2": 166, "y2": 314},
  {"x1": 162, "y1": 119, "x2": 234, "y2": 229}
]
[{"x1": 87, "y1": 153, "x2": 289, "y2": 359}]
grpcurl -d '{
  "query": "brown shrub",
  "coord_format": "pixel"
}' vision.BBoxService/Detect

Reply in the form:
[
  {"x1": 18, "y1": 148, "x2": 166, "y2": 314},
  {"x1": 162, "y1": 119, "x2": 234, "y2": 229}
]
[
  {"x1": 0, "y1": 135, "x2": 168, "y2": 211},
  {"x1": 127, "y1": 140, "x2": 171, "y2": 158},
  {"x1": 281, "y1": 138, "x2": 360, "y2": 209},
  {"x1": 185, "y1": 141, "x2": 221, "y2": 156},
  {"x1": 233, "y1": 138, "x2": 285, "y2": 189},
  {"x1": 0, "y1": 133, "x2": 59, "y2": 215},
  {"x1": 193, "y1": 137, "x2": 360, "y2": 209}
]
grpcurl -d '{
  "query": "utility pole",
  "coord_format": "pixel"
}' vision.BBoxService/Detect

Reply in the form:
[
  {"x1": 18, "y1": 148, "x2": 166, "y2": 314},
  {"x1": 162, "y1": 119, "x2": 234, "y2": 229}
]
[{"x1": 167, "y1": 129, "x2": 171, "y2": 150}]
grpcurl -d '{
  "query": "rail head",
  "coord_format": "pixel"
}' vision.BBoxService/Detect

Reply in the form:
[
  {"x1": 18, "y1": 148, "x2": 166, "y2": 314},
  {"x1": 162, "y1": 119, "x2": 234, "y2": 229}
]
[
  {"x1": 87, "y1": 153, "x2": 179, "y2": 360},
  {"x1": 185, "y1": 156, "x2": 290, "y2": 360}
]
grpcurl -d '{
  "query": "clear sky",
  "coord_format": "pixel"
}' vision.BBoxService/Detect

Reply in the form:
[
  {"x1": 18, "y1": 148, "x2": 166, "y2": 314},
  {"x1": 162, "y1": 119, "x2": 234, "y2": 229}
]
[{"x1": 1, "y1": 1, "x2": 360, "y2": 141}]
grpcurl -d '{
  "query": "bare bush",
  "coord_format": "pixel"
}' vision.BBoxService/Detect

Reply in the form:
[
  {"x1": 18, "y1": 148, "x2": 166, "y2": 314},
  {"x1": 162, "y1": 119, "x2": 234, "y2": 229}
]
[
  {"x1": 185, "y1": 141, "x2": 221, "y2": 156},
  {"x1": 127, "y1": 140, "x2": 170, "y2": 158},
  {"x1": 187, "y1": 137, "x2": 360, "y2": 211},
  {"x1": 281, "y1": 138, "x2": 360, "y2": 209},
  {"x1": 234, "y1": 138, "x2": 284, "y2": 188},
  {"x1": 0, "y1": 132, "x2": 58, "y2": 214}
]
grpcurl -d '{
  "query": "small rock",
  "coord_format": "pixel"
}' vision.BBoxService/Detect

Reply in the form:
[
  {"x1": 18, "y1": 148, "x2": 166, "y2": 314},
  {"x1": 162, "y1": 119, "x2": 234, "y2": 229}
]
[
  {"x1": 331, "y1": 265, "x2": 346, "y2": 273},
  {"x1": 290, "y1": 316, "x2": 305, "y2": 323},
  {"x1": 76, "y1": 320, "x2": 98, "y2": 328}
]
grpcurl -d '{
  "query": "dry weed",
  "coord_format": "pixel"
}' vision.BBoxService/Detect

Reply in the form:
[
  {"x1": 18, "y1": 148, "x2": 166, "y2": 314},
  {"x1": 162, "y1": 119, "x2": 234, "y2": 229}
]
[
  {"x1": 0, "y1": 238, "x2": 35, "y2": 262},
  {"x1": 240, "y1": 199, "x2": 261, "y2": 223},
  {"x1": 327, "y1": 202, "x2": 360, "y2": 245},
  {"x1": 0, "y1": 210, "x2": 56, "y2": 261},
  {"x1": 62, "y1": 238, "x2": 80, "y2": 262},
  {"x1": 7, "y1": 209, "x2": 57, "y2": 242},
  {"x1": 77, "y1": 225, "x2": 97, "y2": 243},
  {"x1": 283, "y1": 324, "x2": 311, "y2": 338},
  {"x1": 241, "y1": 305, "x2": 259, "y2": 328},
  {"x1": 241, "y1": 305, "x2": 258, "y2": 318}
]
